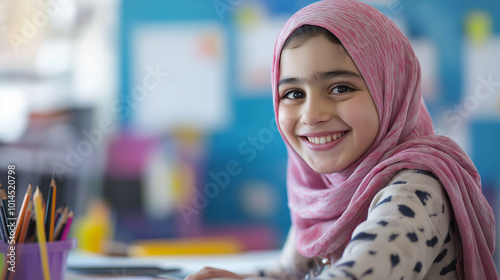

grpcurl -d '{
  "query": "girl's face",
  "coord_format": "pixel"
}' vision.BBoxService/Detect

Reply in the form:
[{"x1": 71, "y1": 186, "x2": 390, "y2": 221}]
[{"x1": 278, "y1": 35, "x2": 379, "y2": 174}]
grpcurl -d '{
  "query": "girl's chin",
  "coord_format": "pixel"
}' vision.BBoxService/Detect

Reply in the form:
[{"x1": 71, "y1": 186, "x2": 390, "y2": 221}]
[{"x1": 307, "y1": 160, "x2": 344, "y2": 174}]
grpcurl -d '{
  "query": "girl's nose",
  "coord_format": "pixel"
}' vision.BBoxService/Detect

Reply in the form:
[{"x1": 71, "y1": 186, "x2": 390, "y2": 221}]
[{"x1": 300, "y1": 92, "x2": 333, "y2": 126}]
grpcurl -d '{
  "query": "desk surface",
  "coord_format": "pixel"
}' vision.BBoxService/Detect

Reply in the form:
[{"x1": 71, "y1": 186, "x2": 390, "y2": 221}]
[{"x1": 66, "y1": 250, "x2": 280, "y2": 279}]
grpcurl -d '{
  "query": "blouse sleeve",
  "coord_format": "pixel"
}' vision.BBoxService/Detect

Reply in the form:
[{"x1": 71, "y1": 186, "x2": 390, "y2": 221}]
[
  {"x1": 316, "y1": 169, "x2": 455, "y2": 280},
  {"x1": 248, "y1": 226, "x2": 325, "y2": 280}
]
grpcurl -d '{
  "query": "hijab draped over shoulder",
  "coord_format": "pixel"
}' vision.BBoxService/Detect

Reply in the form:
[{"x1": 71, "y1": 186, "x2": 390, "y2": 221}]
[{"x1": 271, "y1": 1, "x2": 497, "y2": 279}]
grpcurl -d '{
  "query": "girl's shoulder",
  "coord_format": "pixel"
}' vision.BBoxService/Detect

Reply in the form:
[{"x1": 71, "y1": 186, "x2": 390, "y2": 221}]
[
  {"x1": 387, "y1": 169, "x2": 440, "y2": 188},
  {"x1": 369, "y1": 168, "x2": 451, "y2": 220},
  {"x1": 362, "y1": 169, "x2": 459, "y2": 280}
]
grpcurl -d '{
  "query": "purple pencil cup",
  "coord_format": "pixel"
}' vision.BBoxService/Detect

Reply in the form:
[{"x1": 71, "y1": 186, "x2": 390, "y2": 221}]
[{"x1": 1, "y1": 238, "x2": 77, "y2": 280}]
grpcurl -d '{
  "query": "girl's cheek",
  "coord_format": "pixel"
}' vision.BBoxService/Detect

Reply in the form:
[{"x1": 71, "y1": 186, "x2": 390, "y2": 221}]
[{"x1": 278, "y1": 109, "x2": 296, "y2": 137}]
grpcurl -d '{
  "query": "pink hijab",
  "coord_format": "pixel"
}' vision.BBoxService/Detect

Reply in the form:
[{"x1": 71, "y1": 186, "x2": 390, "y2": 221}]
[{"x1": 272, "y1": 0, "x2": 497, "y2": 279}]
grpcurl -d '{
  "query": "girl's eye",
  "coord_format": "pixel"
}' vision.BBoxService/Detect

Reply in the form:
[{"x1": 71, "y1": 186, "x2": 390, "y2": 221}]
[
  {"x1": 331, "y1": 85, "x2": 354, "y2": 94},
  {"x1": 282, "y1": 90, "x2": 305, "y2": 100}
]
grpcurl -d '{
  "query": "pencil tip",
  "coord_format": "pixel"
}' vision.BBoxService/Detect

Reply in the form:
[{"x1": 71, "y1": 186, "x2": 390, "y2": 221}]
[{"x1": 50, "y1": 176, "x2": 57, "y2": 188}]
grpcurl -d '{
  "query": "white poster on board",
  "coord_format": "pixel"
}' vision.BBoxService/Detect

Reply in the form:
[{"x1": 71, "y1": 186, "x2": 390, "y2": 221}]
[
  {"x1": 131, "y1": 22, "x2": 229, "y2": 134},
  {"x1": 463, "y1": 37, "x2": 500, "y2": 119}
]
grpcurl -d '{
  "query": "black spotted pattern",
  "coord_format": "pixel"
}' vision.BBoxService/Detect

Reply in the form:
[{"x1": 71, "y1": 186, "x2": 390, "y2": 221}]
[
  {"x1": 434, "y1": 249, "x2": 448, "y2": 263},
  {"x1": 378, "y1": 220, "x2": 388, "y2": 226},
  {"x1": 393, "y1": 180, "x2": 407, "y2": 185},
  {"x1": 426, "y1": 236, "x2": 439, "y2": 247},
  {"x1": 323, "y1": 170, "x2": 457, "y2": 279},
  {"x1": 444, "y1": 233, "x2": 451, "y2": 244},
  {"x1": 389, "y1": 233, "x2": 399, "y2": 242},
  {"x1": 390, "y1": 254, "x2": 400, "y2": 268},
  {"x1": 362, "y1": 268, "x2": 373, "y2": 276},
  {"x1": 352, "y1": 232, "x2": 377, "y2": 241},
  {"x1": 337, "y1": 261, "x2": 355, "y2": 268},
  {"x1": 341, "y1": 269, "x2": 358, "y2": 280},
  {"x1": 439, "y1": 259, "x2": 457, "y2": 276},
  {"x1": 375, "y1": 195, "x2": 392, "y2": 208},
  {"x1": 398, "y1": 204, "x2": 415, "y2": 218},
  {"x1": 414, "y1": 261, "x2": 423, "y2": 273},
  {"x1": 414, "y1": 169, "x2": 438, "y2": 179},
  {"x1": 415, "y1": 190, "x2": 431, "y2": 206},
  {"x1": 406, "y1": 232, "x2": 418, "y2": 242}
]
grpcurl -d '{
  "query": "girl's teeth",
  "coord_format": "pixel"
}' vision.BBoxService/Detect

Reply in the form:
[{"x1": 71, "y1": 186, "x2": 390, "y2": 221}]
[{"x1": 307, "y1": 132, "x2": 346, "y2": 144}]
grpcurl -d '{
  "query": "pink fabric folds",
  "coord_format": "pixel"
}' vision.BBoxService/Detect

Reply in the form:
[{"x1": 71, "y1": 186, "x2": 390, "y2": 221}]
[{"x1": 271, "y1": 0, "x2": 498, "y2": 279}]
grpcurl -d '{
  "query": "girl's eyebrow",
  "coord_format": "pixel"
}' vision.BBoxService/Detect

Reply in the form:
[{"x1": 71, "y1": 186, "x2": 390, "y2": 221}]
[{"x1": 278, "y1": 70, "x2": 362, "y2": 87}]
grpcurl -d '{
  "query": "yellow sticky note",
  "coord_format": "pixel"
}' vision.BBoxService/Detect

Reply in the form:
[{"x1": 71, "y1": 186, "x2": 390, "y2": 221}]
[{"x1": 465, "y1": 11, "x2": 493, "y2": 45}]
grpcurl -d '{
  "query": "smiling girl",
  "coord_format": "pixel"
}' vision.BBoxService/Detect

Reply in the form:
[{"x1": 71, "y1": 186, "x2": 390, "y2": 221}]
[{"x1": 187, "y1": 0, "x2": 498, "y2": 279}]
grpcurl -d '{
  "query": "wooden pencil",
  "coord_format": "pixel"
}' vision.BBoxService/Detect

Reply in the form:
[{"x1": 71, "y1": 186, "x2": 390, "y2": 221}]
[
  {"x1": 58, "y1": 210, "x2": 73, "y2": 241},
  {"x1": 0, "y1": 181, "x2": 9, "y2": 241},
  {"x1": 17, "y1": 202, "x2": 32, "y2": 243},
  {"x1": 53, "y1": 204, "x2": 64, "y2": 230},
  {"x1": 0, "y1": 203, "x2": 8, "y2": 242},
  {"x1": 33, "y1": 187, "x2": 51, "y2": 280},
  {"x1": 52, "y1": 206, "x2": 68, "y2": 241},
  {"x1": 25, "y1": 214, "x2": 37, "y2": 243},
  {"x1": 44, "y1": 177, "x2": 57, "y2": 242},
  {"x1": 15, "y1": 183, "x2": 32, "y2": 243}
]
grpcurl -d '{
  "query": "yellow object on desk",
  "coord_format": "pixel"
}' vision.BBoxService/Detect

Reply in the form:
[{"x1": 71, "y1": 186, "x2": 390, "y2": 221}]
[
  {"x1": 128, "y1": 237, "x2": 244, "y2": 256},
  {"x1": 73, "y1": 200, "x2": 113, "y2": 253}
]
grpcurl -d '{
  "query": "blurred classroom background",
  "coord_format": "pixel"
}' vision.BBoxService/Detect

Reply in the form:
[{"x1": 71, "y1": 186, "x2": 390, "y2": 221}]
[{"x1": 0, "y1": 0, "x2": 499, "y2": 267}]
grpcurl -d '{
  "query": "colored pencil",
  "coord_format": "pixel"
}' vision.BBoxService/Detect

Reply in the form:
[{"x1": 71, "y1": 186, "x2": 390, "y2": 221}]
[
  {"x1": 0, "y1": 203, "x2": 8, "y2": 242},
  {"x1": 52, "y1": 206, "x2": 68, "y2": 241},
  {"x1": 25, "y1": 214, "x2": 37, "y2": 243},
  {"x1": 0, "y1": 211, "x2": 5, "y2": 242},
  {"x1": 7, "y1": 184, "x2": 31, "y2": 280},
  {"x1": 0, "y1": 181, "x2": 9, "y2": 214},
  {"x1": 17, "y1": 202, "x2": 32, "y2": 243},
  {"x1": 53, "y1": 205, "x2": 64, "y2": 230},
  {"x1": 44, "y1": 177, "x2": 57, "y2": 242},
  {"x1": 15, "y1": 183, "x2": 32, "y2": 243},
  {"x1": 0, "y1": 182, "x2": 9, "y2": 241},
  {"x1": 33, "y1": 187, "x2": 51, "y2": 280},
  {"x1": 59, "y1": 210, "x2": 73, "y2": 241}
]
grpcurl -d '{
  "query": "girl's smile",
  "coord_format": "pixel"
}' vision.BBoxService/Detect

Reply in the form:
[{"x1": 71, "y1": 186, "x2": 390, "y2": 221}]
[
  {"x1": 300, "y1": 130, "x2": 348, "y2": 151},
  {"x1": 278, "y1": 35, "x2": 380, "y2": 174}
]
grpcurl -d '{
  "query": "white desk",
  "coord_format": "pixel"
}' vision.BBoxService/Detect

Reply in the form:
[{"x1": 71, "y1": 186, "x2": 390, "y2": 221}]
[{"x1": 65, "y1": 250, "x2": 280, "y2": 279}]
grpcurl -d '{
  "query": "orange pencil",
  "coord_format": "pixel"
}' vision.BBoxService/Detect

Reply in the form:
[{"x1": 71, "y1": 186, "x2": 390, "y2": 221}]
[
  {"x1": 18, "y1": 202, "x2": 32, "y2": 243},
  {"x1": 15, "y1": 183, "x2": 32, "y2": 243}
]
